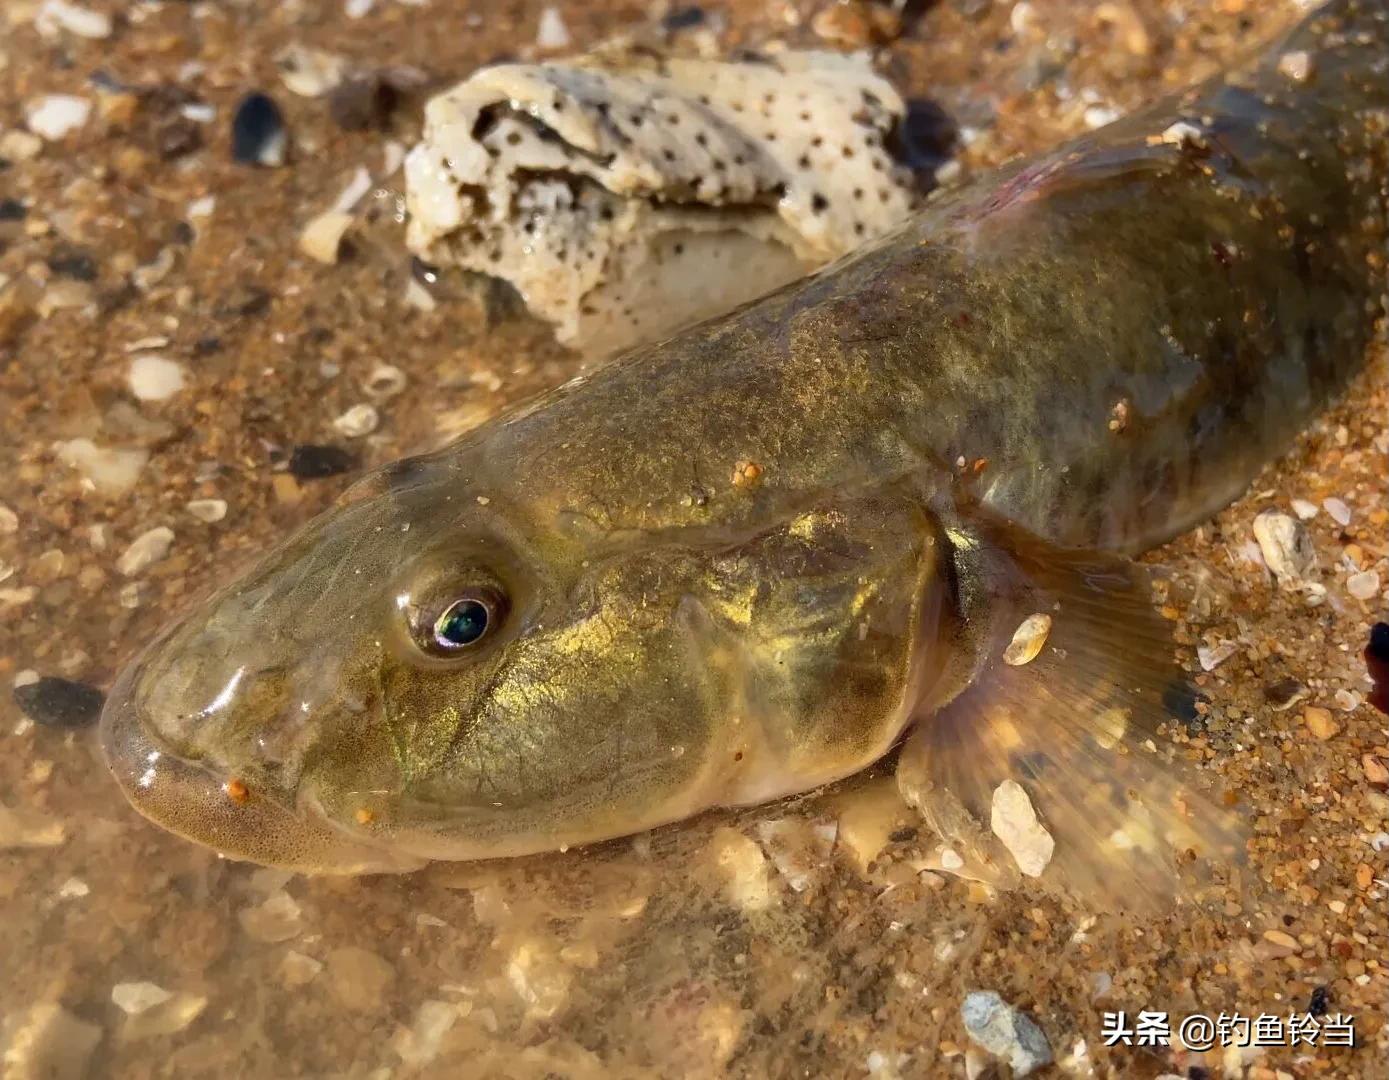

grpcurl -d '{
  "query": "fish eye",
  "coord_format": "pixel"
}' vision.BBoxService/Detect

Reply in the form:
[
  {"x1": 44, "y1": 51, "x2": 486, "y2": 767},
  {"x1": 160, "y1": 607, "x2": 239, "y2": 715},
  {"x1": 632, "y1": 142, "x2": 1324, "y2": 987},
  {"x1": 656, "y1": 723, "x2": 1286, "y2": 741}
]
[{"x1": 414, "y1": 588, "x2": 507, "y2": 656}]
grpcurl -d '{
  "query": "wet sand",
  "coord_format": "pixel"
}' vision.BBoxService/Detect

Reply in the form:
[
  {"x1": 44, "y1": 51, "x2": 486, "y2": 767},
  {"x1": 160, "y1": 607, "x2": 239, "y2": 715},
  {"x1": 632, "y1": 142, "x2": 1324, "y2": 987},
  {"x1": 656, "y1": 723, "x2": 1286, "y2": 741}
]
[{"x1": 1, "y1": 1, "x2": 1385, "y2": 1077}]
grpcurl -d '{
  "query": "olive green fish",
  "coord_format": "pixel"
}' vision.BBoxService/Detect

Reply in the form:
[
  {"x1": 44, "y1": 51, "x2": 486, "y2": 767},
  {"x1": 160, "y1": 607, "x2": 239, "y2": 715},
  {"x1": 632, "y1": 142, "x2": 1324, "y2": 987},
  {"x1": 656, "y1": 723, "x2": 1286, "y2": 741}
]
[{"x1": 102, "y1": 1, "x2": 1388, "y2": 905}]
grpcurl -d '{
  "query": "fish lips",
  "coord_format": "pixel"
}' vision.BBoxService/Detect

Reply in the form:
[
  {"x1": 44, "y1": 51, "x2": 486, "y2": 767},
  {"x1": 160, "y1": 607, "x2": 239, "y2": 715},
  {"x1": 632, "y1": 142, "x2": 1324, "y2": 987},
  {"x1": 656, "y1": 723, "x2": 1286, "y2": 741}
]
[{"x1": 99, "y1": 656, "x2": 422, "y2": 875}]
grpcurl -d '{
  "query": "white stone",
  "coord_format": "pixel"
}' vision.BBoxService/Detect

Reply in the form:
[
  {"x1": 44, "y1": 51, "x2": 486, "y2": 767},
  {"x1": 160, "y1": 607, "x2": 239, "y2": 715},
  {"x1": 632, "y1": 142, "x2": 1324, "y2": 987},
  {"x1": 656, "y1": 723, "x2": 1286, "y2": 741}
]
[
  {"x1": 1252, "y1": 509, "x2": 1315, "y2": 587},
  {"x1": 239, "y1": 890, "x2": 304, "y2": 943},
  {"x1": 116, "y1": 527, "x2": 174, "y2": 577},
  {"x1": 961, "y1": 990, "x2": 1053, "y2": 1077},
  {"x1": 1347, "y1": 569, "x2": 1380, "y2": 601},
  {"x1": 989, "y1": 780, "x2": 1054, "y2": 878},
  {"x1": 298, "y1": 210, "x2": 354, "y2": 264},
  {"x1": 128, "y1": 354, "x2": 186, "y2": 401},
  {"x1": 54, "y1": 438, "x2": 149, "y2": 496},
  {"x1": 1322, "y1": 496, "x2": 1352, "y2": 526},
  {"x1": 1003, "y1": 613, "x2": 1051, "y2": 666},
  {"x1": 1197, "y1": 641, "x2": 1238, "y2": 671},
  {"x1": 1291, "y1": 498, "x2": 1319, "y2": 520},
  {"x1": 364, "y1": 363, "x2": 408, "y2": 400},
  {"x1": 24, "y1": 95, "x2": 91, "y2": 140},
  {"x1": 111, "y1": 981, "x2": 172, "y2": 1015},
  {"x1": 276, "y1": 44, "x2": 348, "y2": 98},
  {"x1": 186, "y1": 498, "x2": 227, "y2": 523},
  {"x1": 536, "y1": 6, "x2": 570, "y2": 50},
  {"x1": 333, "y1": 403, "x2": 380, "y2": 438},
  {"x1": 35, "y1": 0, "x2": 112, "y2": 38}
]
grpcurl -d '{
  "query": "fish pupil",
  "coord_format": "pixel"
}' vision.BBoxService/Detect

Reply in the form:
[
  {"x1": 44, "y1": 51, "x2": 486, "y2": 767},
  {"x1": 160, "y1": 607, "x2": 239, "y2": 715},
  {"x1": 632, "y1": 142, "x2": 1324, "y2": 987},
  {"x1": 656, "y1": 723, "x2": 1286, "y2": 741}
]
[{"x1": 434, "y1": 599, "x2": 490, "y2": 648}]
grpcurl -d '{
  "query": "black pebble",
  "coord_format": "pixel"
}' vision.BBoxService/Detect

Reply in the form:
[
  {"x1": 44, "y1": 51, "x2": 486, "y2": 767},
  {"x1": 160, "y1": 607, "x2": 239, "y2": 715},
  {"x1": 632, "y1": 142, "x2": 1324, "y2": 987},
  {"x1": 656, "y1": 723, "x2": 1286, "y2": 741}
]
[
  {"x1": 0, "y1": 197, "x2": 27, "y2": 221},
  {"x1": 231, "y1": 92, "x2": 288, "y2": 167},
  {"x1": 888, "y1": 826, "x2": 918, "y2": 843},
  {"x1": 13, "y1": 677, "x2": 105, "y2": 730},
  {"x1": 328, "y1": 75, "x2": 398, "y2": 132},
  {"x1": 661, "y1": 5, "x2": 705, "y2": 30},
  {"x1": 48, "y1": 248, "x2": 98, "y2": 282},
  {"x1": 289, "y1": 444, "x2": 357, "y2": 479},
  {"x1": 1308, "y1": 985, "x2": 1330, "y2": 1016}
]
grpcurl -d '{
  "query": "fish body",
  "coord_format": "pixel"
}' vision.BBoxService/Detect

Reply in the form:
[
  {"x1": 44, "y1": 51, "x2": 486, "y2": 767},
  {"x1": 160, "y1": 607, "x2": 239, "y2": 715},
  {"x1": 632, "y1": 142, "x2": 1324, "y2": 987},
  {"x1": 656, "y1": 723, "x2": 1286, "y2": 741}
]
[{"x1": 103, "y1": 2, "x2": 1389, "y2": 897}]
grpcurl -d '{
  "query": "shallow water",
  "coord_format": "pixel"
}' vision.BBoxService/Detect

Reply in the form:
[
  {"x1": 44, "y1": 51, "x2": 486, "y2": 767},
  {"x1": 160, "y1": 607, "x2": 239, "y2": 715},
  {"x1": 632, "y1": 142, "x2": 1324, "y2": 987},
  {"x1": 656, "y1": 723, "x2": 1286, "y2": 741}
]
[{"x1": 2, "y1": 1, "x2": 1386, "y2": 1077}]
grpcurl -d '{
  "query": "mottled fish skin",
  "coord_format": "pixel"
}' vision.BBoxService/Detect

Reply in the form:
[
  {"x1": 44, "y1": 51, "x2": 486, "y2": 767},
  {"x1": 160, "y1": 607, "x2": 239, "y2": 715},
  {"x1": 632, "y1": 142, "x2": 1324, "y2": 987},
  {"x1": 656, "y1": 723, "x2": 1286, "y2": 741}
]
[{"x1": 102, "y1": 1, "x2": 1389, "y2": 875}]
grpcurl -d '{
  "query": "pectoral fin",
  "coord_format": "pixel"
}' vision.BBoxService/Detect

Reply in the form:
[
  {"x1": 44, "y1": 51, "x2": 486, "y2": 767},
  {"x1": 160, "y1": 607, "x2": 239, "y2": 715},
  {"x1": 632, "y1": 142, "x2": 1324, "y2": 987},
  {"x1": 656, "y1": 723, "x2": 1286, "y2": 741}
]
[{"x1": 896, "y1": 518, "x2": 1245, "y2": 911}]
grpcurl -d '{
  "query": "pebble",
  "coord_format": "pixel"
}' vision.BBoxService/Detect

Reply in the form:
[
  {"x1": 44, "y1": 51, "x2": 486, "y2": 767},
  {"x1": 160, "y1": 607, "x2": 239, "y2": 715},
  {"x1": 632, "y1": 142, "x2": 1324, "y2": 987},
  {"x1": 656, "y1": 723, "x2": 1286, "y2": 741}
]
[
  {"x1": 1277, "y1": 50, "x2": 1313, "y2": 83},
  {"x1": 960, "y1": 990, "x2": 1053, "y2": 1077},
  {"x1": 12, "y1": 676, "x2": 104, "y2": 729},
  {"x1": 1291, "y1": 497, "x2": 1319, "y2": 520},
  {"x1": 1160, "y1": 120, "x2": 1206, "y2": 149},
  {"x1": 1003, "y1": 613, "x2": 1051, "y2": 666},
  {"x1": 392, "y1": 1000, "x2": 460, "y2": 1066},
  {"x1": 239, "y1": 890, "x2": 304, "y2": 943},
  {"x1": 1302, "y1": 705, "x2": 1340, "y2": 741},
  {"x1": 186, "y1": 498, "x2": 228, "y2": 523},
  {"x1": 288, "y1": 444, "x2": 356, "y2": 479},
  {"x1": 57, "y1": 877, "x2": 90, "y2": 898},
  {"x1": 111, "y1": 981, "x2": 172, "y2": 1015},
  {"x1": 122, "y1": 992, "x2": 207, "y2": 1040},
  {"x1": 1322, "y1": 496, "x2": 1351, "y2": 526},
  {"x1": 1365, "y1": 754, "x2": 1389, "y2": 786},
  {"x1": 35, "y1": 0, "x2": 112, "y2": 39},
  {"x1": 53, "y1": 438, "x2": 149, "y2": 496},
  {"x1": 325, "y1": 946, "x2": 396, "y2": 1012},
  {"x1": 0, "y1": 504, "x2": 17, "y2": 534},
  {"x1": 1252, "y1": 509, "x2": 1315, "y2": 587},
  {"x1": 1346, "y1": 569, "x2": 1379, "y2": 601},
  {"x1": 363, "y1": 363, "x2": 408, "y2": 400},
  {"x1": 536, "y1": 6, "x2": 571, "y2": 50},
  {"x1": 127, "y1": 354, "x2": 186, "y2": 401},
  {"x1": 1197, "y1": 640, "x2": 1239, "y2": 671},
  {"x1": 0, "y1": 805, "x2": 67, "y2": 849},
  {"x1": 333, "y1": 403, "x2": 380, "y2": 437},
  {"x1": 117, "y1": 527, "x2": 174, "y2": 576},
  {"x1": 280, "y1": 950, "x2": 323, "y2": 987},
  {"x1": 24, "y1": 95, "x2": 92, "y2": 140},
  {"x1": 1, "y1": 1003, "x2": 101, "y2": 1080},
  {"x1": 989, "y1": 780, "x2": 1054, "y2": 877},
  {"x1": 299, "y1": 210, "x2": 355, "y2": 264},
  {"x1": 231, "y1": 92, "x2": 288, "y2": 167},
  {"x1": 0, "y1": 129, "x2": 44, "y2": 161},
  {"x1": 276, "y1": 44, "x2": 348, "y2": 98}
]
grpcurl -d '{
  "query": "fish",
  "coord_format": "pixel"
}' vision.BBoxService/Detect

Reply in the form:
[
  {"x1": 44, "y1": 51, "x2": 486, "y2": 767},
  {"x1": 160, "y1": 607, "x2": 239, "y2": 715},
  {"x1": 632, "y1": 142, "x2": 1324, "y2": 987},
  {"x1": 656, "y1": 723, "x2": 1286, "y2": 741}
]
[{"x1": 102, "y1": 0, "x2": 1388, "y2": 905}]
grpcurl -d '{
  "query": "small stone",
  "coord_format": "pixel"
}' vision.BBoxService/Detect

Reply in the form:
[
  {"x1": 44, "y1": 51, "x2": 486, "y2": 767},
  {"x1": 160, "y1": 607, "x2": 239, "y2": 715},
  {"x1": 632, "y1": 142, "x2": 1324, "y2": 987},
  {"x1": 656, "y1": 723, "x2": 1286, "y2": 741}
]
[
  {"x1": 0, "y1": 805, "x2": 67, "y2": 849},
  {"x1": 186, "y1": 498, "x2": 228, "y2": 523},
  {"x1": 1003, "y1": 613, "x2": 1051, "y2": 666},
  {"x1": 280, "y1": 950, "x2": 323, "y2": 987},
  {"x1": 239, "y1": 890, "x2": 304, "y2": 943},
  {"x1": 1347, "y1": 570, "x2": 1380, "y2": 601},
  {"x1": 939, "y1": 847, "x2": 965, "y2": 871},
  {"x1": 989, "y1": 780, "x2": 1054, "y2": 878},
  {"x1": 288, "y1": 444, "x2": 356, "y2": 479},
  {"x1": 325, "y1": 946, "x2": 396, "y2": 1012},
  {"x1": 961, "y1": 990, "x2": 1053, "y2": 1077},
  {"x1": 0, "y1": 130, "x2": 44, "y2": 161},
  {"x1": 1364, "y1": 754, "x2": 1389, "y2": 786},
  {"x1": 333, "y1": 403, "x2": 380, "y2": 438},
  {"x1": 299, "y1": 210, "x2": 355, "y2": 264},
  {"x1": 328, "y1": 75, "x2": 399, "y2": 132},
  {"x1": 536, "y1": 6, "x2": 571, "y2": 50},
  {"x1": 1334, "y1": 688, "x2": 1361, "y2": 711},
  {"x1": 1252, "y1": 509, "x2": 1315, "y2": 587},
  {"x1": 276, "y1": 44, "x2": 348, "y2": 98},
  {"x1": 1291, "y1": 498, "x2": 1319, "y2": 520},
  {"x1": 57, "y1": 877, "x2": 89, "y2": 898},
  {"x1": 0, "y1": 506, "x2": 17, "y2": 535},
  {"x1": 231, "y1": 92, "x2": 288, "y2": 167},
  {"x1": 127, "y1": 354, "x2": 186, "y2": 401},
  {"x1": 392, "y1": 1000, "x2": 460, "y2": 1066},
  {"x1": 1261, "y1": 929, "x2": 1299, "y2": 957},
  {"x1": 1277, "y1": 50, "x2": 1314, "y2": 83},
  {"x1": 363, "y1": 363, "x2": 408, "y2": 401},
  {"x1": 1197, "y1": 641, "x2": 1238, "y2": 671},
  {"x1": 35, "y1": 0, "x2": 111, "y2": 38},
  {"x1": 117, "y1": 527, "x2": 175, "y2": 576},
  {"x1": 12, "y1": 676, "x2": 104, "y2": 729},
  {"x1": 1, "y1": 1003, "x2": 101, "y2": 1080},
  {"x1": 1322, "y1": 496, "x2": 1351, "y2": 526},
  {"x1": 1303, "y1": 706, "x2": 1339, "y2": 741},
  {"x1": 812, "y1": 1, "x2": 900, "y2": 47},
  {"x1": 24, "y1": 95, "x2": 92, "y2": 140},
  {"x1": 708, "y1": 827, "x2": 772, "y2": 911},
  {"x1": 53, "y1": 438, "x2": 149, "y2": 496},
  {"x1": 1160, "y1": 120, "x2": 1207, "y2": 149},
  {"x1": 121, "y1": 992, "x2": 207, "y2": 1040},
  {"x1": 111, "y1": 982, "x2": 172, "y2": 1015}
]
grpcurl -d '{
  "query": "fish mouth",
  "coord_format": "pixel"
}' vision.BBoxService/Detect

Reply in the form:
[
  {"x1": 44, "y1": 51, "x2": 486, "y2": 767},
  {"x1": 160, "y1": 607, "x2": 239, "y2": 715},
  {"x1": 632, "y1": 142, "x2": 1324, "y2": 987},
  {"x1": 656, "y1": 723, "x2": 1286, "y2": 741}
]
[{"x1": 99, "y1": 661, "x2": 424, "y2": 875}]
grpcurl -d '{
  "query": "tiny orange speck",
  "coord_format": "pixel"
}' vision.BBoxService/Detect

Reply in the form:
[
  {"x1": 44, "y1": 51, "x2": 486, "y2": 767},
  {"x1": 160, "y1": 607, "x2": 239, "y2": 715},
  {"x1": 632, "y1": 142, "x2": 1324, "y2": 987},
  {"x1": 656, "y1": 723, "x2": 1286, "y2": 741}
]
[
  {"x1": 355, "y1": 807, "x2": 376, "y2": 825},
  {"x1": 732, "y1": 460, "x2": 762, "y2": 489},
  {"x1": 225, "y1": 778, "x2": 250, "y2": 805}
]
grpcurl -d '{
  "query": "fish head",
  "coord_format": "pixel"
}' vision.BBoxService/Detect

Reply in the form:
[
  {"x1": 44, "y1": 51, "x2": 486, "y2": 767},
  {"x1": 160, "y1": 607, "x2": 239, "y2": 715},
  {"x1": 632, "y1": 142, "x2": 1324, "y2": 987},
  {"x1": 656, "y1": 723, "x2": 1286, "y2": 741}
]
[{"x1": 103, "y1": 455, "x2": 941, "y2": 872}]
